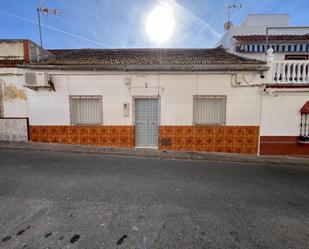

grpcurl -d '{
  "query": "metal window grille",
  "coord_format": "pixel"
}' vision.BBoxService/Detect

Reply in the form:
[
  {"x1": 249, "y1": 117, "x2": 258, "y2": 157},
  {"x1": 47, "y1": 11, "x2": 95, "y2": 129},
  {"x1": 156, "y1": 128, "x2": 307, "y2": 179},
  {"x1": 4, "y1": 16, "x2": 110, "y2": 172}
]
[
  {"x1": 70, "y1": 95, "x2": 103, "y2": 125},
  {"x1": 193, "y1": 96, "x2": 226, "y2": 125}
]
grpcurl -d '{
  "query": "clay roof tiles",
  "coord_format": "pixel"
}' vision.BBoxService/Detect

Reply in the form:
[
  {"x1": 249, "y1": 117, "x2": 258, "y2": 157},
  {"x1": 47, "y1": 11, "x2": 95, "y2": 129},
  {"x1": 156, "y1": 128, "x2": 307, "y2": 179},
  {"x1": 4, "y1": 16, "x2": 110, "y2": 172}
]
[{"x1": 41, "y1": 47, "x2": 265, "y2": 66}]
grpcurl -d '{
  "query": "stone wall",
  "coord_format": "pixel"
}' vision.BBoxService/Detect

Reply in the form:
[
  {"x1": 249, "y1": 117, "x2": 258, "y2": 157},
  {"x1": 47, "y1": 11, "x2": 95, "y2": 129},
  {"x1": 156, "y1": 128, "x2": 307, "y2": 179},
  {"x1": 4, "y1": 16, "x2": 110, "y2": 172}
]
[{"x1": 0, "y1": 118, "x2": 28, "y2": 141}]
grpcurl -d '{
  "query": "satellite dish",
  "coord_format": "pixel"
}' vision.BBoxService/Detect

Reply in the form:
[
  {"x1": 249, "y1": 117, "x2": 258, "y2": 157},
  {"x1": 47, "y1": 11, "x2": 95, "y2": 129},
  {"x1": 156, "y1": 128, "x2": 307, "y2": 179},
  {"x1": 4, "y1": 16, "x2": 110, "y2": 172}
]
[{"x1": 224, "y1": 21, "x2": 233, "y2": 31}]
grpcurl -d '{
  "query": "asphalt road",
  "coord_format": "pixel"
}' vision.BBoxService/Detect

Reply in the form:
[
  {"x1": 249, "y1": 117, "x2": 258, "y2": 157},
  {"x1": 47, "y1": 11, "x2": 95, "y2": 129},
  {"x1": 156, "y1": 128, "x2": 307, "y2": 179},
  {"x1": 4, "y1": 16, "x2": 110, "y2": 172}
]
[{"x1": 0, "y1": 149, "x2": 308, "y2": 249}]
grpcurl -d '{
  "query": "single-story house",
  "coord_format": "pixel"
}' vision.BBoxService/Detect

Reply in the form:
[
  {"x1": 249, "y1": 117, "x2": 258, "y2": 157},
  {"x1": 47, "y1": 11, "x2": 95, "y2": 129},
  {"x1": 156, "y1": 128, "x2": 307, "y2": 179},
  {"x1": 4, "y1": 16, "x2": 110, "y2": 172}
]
[{"x1": 1, "y1": 39, "x2": 309, "y2": 155}]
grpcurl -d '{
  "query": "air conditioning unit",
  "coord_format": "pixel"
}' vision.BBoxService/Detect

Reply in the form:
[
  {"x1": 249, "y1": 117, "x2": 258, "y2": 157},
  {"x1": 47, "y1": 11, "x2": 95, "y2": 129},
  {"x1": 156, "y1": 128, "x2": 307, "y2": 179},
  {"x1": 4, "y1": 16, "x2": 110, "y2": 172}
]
[{"x1": 24, "y1": 72, "x2": 50, "y2": 87}]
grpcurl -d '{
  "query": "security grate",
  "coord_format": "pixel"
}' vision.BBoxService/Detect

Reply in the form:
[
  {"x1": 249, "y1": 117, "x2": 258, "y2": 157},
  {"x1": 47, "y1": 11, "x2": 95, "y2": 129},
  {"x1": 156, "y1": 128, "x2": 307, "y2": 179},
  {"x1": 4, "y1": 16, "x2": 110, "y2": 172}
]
[
  {"x1": 70, "y1": 95, "x2": 103, "y2": 125},
  {"x1": 193, "y1": 96, "x2": 226, "y2": 125}
]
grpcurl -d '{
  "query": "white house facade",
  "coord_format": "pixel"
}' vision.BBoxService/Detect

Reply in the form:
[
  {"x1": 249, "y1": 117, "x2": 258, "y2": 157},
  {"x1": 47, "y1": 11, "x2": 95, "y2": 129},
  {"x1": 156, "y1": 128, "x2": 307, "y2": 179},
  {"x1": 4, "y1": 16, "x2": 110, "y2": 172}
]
[{"x1": 1, "y1": 39, "x2": 309, "y2": 155}]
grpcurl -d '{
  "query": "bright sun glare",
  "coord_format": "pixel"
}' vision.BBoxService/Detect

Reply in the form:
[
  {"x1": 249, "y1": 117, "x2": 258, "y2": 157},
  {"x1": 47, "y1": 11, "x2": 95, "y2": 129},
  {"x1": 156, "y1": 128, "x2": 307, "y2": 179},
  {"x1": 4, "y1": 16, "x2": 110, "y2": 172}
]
[{"x1": 146, "y1": 5, "x2": 175, "y2": 44}]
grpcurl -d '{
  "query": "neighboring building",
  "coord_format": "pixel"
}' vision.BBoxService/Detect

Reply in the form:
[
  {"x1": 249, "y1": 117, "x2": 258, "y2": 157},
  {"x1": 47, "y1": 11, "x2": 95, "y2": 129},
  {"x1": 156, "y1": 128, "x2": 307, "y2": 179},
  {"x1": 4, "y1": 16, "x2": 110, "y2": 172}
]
[
  {"x1": 0, "y1": 40, "x2": 52, "y2": 141},
  {"x1": 218, "y1": 14, "x2": 309, "y2": 60},
  {"x1": 233, "y1": 34, "x2": 309, "y2": 61},
  {"x1": 0, "y1": 39, "x2": 51, "y2": 118},
  {"x1": 218, "y1": 14, "x2": 309, "y2": 155}
]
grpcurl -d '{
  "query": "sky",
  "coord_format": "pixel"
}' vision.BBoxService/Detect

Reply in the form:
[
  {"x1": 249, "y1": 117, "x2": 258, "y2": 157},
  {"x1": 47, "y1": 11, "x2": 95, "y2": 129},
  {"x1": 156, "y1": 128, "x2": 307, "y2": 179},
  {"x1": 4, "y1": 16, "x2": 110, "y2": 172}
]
[{"x1": 0, "y1": 0, "x2": 309, "y2": 49}]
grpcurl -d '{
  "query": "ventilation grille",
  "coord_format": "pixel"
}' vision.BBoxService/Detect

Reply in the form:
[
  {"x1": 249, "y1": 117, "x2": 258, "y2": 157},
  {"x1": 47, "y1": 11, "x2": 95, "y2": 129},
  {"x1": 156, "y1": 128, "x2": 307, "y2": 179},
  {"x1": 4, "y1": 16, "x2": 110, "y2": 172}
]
[{"x1": 24, "y1": 72, "x2": 37, "y2": 86}]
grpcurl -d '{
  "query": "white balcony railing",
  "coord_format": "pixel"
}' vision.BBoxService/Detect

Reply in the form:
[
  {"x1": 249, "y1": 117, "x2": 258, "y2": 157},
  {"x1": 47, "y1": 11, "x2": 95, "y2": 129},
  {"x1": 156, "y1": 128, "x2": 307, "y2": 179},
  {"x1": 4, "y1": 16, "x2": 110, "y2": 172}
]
[{"x1": 269, "y1": 60, "x2": 309, "y2": 84}]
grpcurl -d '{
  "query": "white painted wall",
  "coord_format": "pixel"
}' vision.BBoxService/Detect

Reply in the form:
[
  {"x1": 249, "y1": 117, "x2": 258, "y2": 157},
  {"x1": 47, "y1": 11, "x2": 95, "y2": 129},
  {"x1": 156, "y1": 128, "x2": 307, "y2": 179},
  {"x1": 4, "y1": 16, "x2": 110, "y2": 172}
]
[
  {"x1": 26, "y1": 71, "x2": 263, "y2": 126},
  {"x1": 4, "y1": 68, "x2": 307, "y2": 138},
  {"x1": 0, "y1": 68, "x2": 28, "y2": 117},
  {"x1": 160, "y1": 74, "x2": 261, "y2": 125},
  {"x1": 260, "y1": 93, "x2": 309, "y2": 136},
  {"x1": 241, "y1": 14, "x2": 288, "y2": 27}
]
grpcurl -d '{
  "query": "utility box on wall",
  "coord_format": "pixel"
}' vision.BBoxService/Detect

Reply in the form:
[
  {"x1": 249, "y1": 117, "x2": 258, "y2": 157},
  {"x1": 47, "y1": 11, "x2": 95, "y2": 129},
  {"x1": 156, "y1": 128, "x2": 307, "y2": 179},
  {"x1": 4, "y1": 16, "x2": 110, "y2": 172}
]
[
  {"x1": 123, "y1": 103, "x2": 129, "y2": 117},
  {"x1": 24, "y1": 72, "x2": 50, "y2": 87}
]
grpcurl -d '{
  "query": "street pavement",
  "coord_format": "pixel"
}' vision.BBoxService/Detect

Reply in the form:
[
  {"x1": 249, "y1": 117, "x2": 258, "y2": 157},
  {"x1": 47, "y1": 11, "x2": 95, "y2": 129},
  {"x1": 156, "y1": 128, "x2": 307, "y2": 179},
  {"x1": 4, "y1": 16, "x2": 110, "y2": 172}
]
[{"x1": 0, "y1": 149, "x2": 308, "y2": 249}]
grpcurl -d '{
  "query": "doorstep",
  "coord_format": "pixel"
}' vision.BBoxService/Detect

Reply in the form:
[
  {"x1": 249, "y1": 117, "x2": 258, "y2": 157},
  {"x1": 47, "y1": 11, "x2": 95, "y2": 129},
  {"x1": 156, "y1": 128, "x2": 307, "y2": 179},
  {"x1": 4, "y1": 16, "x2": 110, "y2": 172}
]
[{"x1": 0, "y1": 141, "x2": 309, "y2": 167}]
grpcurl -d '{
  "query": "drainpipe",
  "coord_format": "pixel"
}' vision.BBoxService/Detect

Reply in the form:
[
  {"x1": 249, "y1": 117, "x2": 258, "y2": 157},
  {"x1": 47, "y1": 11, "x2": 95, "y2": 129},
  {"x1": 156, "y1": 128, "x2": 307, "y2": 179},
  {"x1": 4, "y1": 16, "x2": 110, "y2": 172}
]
[
  {"x1": 265, "y1": 47, "x2": 274, "y2": 85},
  {"x1": 257, "y1": 88, "x2": 264, "y2": 156}
]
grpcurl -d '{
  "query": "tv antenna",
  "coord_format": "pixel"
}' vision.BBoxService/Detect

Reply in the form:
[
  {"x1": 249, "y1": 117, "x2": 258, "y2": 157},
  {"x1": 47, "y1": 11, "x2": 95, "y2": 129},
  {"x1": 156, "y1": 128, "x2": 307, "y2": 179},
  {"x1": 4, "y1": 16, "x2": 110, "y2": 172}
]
[
  {"x1": 224, "y1": 2, "x2": 242, "y2": 31},
  {"x1": 36, "y1": 0, "x2": 64, "y2": 47}
]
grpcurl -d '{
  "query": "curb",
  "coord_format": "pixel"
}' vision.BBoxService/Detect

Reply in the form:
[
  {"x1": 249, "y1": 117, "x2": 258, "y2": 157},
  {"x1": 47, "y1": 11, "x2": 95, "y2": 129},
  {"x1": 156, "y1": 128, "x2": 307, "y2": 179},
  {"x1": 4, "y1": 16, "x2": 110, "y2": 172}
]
[{"x1": 0, "y1": 142, "x2": 309, "y2": 167}]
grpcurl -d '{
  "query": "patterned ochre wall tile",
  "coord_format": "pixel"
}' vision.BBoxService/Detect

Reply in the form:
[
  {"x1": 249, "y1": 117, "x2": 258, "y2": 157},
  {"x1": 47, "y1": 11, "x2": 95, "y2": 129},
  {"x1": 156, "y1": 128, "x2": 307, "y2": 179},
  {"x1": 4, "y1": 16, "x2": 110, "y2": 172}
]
[
  {"x1": 159, "y1": 126, "x2": 259, "y2": 154},
  {"x1": 30, "y1": 125, "x2": 259, "y2": 154},
  {"x1": 29, "y1": 125, "x2": 134, "y2": 148}
]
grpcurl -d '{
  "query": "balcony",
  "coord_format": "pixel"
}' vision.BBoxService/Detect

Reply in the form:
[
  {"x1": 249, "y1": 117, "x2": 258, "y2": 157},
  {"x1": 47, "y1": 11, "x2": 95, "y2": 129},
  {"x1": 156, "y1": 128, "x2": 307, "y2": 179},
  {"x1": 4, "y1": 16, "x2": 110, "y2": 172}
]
[{"x1": 268, "y1": 60, "x2": 309, "y2": 84}]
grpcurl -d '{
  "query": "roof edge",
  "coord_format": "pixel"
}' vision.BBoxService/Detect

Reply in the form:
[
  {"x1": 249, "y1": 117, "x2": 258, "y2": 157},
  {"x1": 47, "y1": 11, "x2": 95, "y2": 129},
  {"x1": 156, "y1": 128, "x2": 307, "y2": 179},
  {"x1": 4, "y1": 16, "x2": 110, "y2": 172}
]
[{"x1": 18, "y1": 63, "x2": 269, "y2": 72}]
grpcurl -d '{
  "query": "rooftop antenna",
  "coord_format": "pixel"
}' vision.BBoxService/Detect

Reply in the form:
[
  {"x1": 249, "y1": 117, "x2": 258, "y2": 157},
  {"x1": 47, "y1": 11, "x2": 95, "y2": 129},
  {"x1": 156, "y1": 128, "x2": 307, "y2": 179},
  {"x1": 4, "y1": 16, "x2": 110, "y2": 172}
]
[
  {"x1": 224, "y1": 2, "x2": 242, "y2": 31},
  {"x1": 36, "y1": 0, "x2": 64, "y2": 48}
]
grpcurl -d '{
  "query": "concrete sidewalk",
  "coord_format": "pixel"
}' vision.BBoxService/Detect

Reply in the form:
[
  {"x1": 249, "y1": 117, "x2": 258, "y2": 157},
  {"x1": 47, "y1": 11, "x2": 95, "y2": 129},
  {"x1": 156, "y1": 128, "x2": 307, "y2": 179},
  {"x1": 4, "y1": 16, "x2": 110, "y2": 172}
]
[{"x1": 0, "y1": 141, "x2": 308, "y2": 166}]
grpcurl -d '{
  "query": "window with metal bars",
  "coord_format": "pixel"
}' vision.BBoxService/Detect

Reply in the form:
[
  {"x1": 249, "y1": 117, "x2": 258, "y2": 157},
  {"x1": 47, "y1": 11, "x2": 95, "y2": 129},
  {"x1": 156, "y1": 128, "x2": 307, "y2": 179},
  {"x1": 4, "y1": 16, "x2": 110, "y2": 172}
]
[
  {"x1": 193, "y1": 96, "x2": 226, "y2": 125},
  {"x1": 70, "y1": 95, "x2": 103, "y2": 125}
]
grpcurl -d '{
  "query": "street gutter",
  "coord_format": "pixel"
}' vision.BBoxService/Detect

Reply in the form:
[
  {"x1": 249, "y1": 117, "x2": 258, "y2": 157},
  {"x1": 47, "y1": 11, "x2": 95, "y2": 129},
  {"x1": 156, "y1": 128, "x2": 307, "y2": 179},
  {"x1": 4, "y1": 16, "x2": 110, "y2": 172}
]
[{"x1": 0, "y1": 141, "x2": 308, "y2": 167}]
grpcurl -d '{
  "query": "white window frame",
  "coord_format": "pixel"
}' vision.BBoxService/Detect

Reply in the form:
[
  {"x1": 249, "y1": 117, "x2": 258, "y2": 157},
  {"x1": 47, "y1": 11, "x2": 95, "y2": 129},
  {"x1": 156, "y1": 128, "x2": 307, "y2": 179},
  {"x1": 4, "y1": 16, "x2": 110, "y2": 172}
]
[
  {"x1": 69, "y1": 95, "x2": 103, "y2": 125},
  {"x1": 193, "y1": 95, "x2": 226, "y2": 126}
]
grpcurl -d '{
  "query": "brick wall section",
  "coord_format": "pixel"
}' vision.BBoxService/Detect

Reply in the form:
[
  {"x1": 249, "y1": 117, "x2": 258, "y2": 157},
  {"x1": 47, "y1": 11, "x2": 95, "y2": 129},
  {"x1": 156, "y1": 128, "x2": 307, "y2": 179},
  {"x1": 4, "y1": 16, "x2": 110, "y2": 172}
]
[
  {"x1": 23, "y1": 40, "x2": 30, "y2": 62},
  {"x1": 159, "y1": 126, "x2": 259, "y2": 154},
  {"x1": 260, "y1": 136, "x2": 309, "y2": 155},
  {"x1": 29, "y1": 126, "x2": 134, "y2": 148}
]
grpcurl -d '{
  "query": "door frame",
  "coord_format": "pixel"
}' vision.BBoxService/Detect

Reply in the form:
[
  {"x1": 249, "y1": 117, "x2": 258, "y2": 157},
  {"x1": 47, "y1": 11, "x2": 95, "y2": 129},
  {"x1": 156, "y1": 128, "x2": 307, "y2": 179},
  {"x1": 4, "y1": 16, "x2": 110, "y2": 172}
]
[{"x1": 132, "y1": 95, "x2": 161, "y2": 148}]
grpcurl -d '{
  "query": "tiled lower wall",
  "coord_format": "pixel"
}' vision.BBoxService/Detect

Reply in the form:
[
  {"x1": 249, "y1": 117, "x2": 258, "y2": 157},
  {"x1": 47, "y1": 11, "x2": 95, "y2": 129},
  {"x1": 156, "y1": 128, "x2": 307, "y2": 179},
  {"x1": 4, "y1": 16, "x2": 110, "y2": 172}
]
[
  {"x1": 29, "y1": 125, "x2": 134, "y2": 148},
  {"x1": 30, "y1": 125, "x2": 260, "y2": 154},
  {"x1": 260, "y1": 136, "x2": 309, "y2": 155},
  {"x1": 159, "y1": 126, "x2": 259, "y2": 154}
]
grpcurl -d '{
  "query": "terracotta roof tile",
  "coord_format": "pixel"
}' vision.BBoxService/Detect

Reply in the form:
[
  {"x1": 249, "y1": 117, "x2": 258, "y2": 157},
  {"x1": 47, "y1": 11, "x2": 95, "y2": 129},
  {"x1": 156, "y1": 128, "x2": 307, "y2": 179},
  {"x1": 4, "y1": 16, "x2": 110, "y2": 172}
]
[{"x1": 42, "y1": 47, "x2": 265, "y2": 66}]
